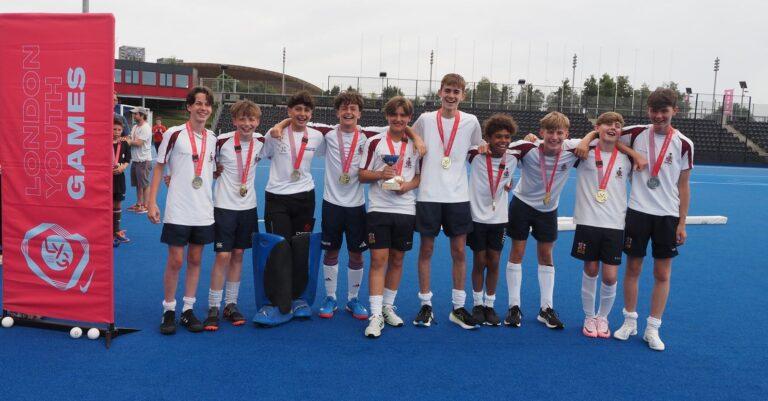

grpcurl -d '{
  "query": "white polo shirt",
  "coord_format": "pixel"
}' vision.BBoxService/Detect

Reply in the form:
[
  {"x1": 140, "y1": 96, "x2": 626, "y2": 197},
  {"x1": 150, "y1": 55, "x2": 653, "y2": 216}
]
[
  {"x1": 510, "y1": 138, "x2": 581, "y2": 212},
  {"x1": 156, "y1": 124, "x2": 217, "y2": 226},
  {"x1": 213, "y1": 131, "x2": 265, "y2": 211},
  {"x1": 573, "y1": 146, "x2": 632, "y2": 230},
  {"x1": 263, "y1": 126, "x2": 325, "y2": 195},
  {"x1": 468, "y1": 149, "x2": 518, "y2": 224},
  {"x1": 360, "y1": 131, "x2": 420, "y2": 215},
  {"x1": 620, "y1": 125, "x2": 694, "y2": 217},
  {"x1": 412, "y1": 110, "x2": 483, "y2": 203}
]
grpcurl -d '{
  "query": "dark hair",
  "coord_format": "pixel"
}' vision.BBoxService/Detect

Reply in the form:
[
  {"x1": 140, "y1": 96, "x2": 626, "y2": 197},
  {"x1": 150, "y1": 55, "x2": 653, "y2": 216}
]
[
  {"x1": 483, "y1": 113, "x2": 518, "y2": 139},
  {"x1": 185, "y1": 86, "x2": 214, "y2": 107},
  {"x1": 334, "y1": 91, "x2": 364, "y2": 110},
  {"x1": 287, "y1": 90, "x2": 315, "y2": 109},
  {"x1": 113, "y1": 116, "x2": 124, "y2": 127},
  {"x1": 647, "y1": 88, "x2": 678, "y2": 110},
  {"x1": 383, "y1": 96, "x2": 413, "y2": 116}
]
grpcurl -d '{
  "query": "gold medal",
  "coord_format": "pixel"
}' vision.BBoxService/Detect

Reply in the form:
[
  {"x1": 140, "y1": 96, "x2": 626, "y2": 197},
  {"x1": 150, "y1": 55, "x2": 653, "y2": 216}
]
[
  {"x1": 339, "y1": 173, "x2": 351, "y2": 185},
  {"x1": 595, "y1": 189, "x2": 608, "y2": 203},
  {"x1": 291, "y1": 169, "x2": 301, "y2": 181},
  {"x1": 543, "y1": 192, "x2": 551, "y2": 205},
  {"x1": 192, "y1": 176, "x2": 203, "y2": 189},
  {"x1": 239, "y1": 184, "x2": 248, "y2": 197},
  {"x1": 441, "y1": 156, "x2": 451, "y2": 169}
]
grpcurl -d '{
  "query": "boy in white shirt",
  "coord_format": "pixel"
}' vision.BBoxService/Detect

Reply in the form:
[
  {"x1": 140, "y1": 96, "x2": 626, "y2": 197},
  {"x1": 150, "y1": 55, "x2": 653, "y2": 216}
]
[{"x1": 147, "y1": 87, "x2": 217, "y2": 335}]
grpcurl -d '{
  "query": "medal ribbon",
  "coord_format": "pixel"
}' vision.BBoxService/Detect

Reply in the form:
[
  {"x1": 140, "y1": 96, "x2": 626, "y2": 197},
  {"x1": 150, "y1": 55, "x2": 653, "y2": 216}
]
[
  {"x1": 485, "y1": 152, "x2": 507, "y2": 204},
  {"x1": 595, "y1": 146, "x2": 619, "y2": 191},
  {"x1": 436, "y1": 109, "x2": 461, "y2": 158},
  {"x1": 386, "y1": 131, "x2": 408, "y2": 175},
  {"x1": 234, "y1": 132, "x2": 255, "y2": 189},
  {"x1": 113, "y1": 141, "x2": 122, "y2": 166},
  {"x1": 186, "y1": 122, "x2": 207, "y2": 178},
  {"x1": 288, "y1": 126, "x2": 309, "y2": 172},
  {"x1": 336, "y1": 126, "x2": 360, "y2": 175},
  {"x1": 648, "y1": 125, "x2": 675, "y2": 179},
  {"x1": 538, "y1": 147, "x2": 562, "y2": 196}
]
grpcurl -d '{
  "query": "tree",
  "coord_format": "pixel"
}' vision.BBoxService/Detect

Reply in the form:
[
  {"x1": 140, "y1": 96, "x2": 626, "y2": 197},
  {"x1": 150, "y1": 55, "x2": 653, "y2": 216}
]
[
  {"x1": 583, "y1": 75, "x2": 598, "y2": 97},
  {"x1": 545, "y1": 79, "x2": 574, "y2": 111},
  {"x1": 468, "y1": 77, "x2": 502, "y2": 105},
  {"x1": 513, "y1": 84, "x2": 545, "y2": 110},
  {"x1": 616, "y1": 76, "x2": 633, "y2": 98},
  {"x1": 322, "y1": 85, "x2": 341, "y2": 96},
  {"x1": 381, "y1": 85, "x2": 404, "y2": 100}
]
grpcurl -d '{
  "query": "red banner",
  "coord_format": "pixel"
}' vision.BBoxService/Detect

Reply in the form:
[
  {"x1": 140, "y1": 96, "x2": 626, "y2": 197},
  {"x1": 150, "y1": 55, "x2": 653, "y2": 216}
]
[
  {"x1": 723, "y1": 89, "x2": 734, "y2": 117},
  {"x1": 0, "y1": 14, "x2": 115, "y2": 323}
]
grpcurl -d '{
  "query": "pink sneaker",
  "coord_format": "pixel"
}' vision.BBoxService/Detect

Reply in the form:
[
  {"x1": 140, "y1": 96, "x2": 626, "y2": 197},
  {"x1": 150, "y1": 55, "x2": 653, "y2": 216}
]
[
  {"x1": 596, "y1": 316, "x2": 611, "y2": 338},
  {"x1": 582, "y1": 317, "x2": 598, "y2": 338}
]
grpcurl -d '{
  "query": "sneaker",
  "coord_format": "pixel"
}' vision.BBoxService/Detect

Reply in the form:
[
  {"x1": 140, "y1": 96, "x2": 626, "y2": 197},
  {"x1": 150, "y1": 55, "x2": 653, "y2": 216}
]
[
  {"x1": 179, "y1": 309, "x2": 204, "y2": 333},
  {"x1": 203, "y1": 307, "x2": 219, "y2": 331},
  {"x1": 471, "y1": 306, "x2": 486, "y2": 325},
  {"x1": 126, "y1": 204, "x2": 140, "y2": 212},
  {"x1": 537, "y1": 307, "x2": 565, "y2": 329},
  {"x1": 449, "y1": 307, "x2": 479, "y2": 330},
  {"x1": 643, "y1": 328, "x2": 666, "y2": 351},
  {"x1": 382, "y1": 305, "x2": 404, "y2": 327},
  {"x1": 113, "y1": 237, "x2": 120, "y2": 248},
  {"x1": 317, "y1": 297, "x2": 338, "y2": 319},
  {"x1": 253, "y1": 305, "x2": 293, "y2": 327},
  {"x1": 413, "y1": 304, "x2": 435, "y2": 327},
  {"x1": 135, "y1": 206, "x2": 148, "y2": 214},
  {"x1": 582, "y1": 317, "x2": 598, "y2": 338},
  {"x1": 291, "y1": 299, "x2": 311, "y2": 318},
  {"x1": 613, "y1": 319, "x2": 638, "y2": 341},
  {"x1": 115, "y1": 230, "x2": 131, "y2": 243},
  {"x1": 223, "y1": 303, "x2": 246, "y2": 326},
  {"x1": 345, "y1": 298, "x2": 369, "y2": 320},
  {"x1": 503, "y1": 305, "x2": 523, "y2": 327},
  {"x1": 160, "y1": 310, "x2": 176, "y2": 335},
  {"x1": 364, "y1": 315, "x2": 384, "y2": 339},
  {"x1": 595, "y1": 316, "x2": 611, "y2": 338},
  {"x1": 483, "y1": 307, "x2": 501, "y2": 326}
]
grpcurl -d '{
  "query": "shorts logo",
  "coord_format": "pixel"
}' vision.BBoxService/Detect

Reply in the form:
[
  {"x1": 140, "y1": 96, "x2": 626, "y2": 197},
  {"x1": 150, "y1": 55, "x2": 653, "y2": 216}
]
[
  {"x1": 321, "y1": 240, "x2": 331, "y2": 246},
  {"x1": 576, "y1": 241, "x2": 587, "y2": 255},
  {"x1": 624, "y1": 236, "x2": 632, "y2": 249},
  {"x1": 21, "y1": 223, "x2": 93, "y2": 293},
  {"x1": 215, "y1": 242, "x2": 224, "y2": 249},
  {"x1": 665, "y1": 153, "x2": 673, "y2": 165},
  {"x1": 367, "y1": 233, "x2": 375, "y2": 245},
  {"x1": 358, "y1": 241, "x2": 367, "y2": 249}
]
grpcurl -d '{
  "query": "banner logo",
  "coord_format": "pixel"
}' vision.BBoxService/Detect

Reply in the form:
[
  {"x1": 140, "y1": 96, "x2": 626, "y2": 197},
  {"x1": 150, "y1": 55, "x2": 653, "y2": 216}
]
[{"x1": 21, "y1": 223, "x2": 93, "y2": 293}]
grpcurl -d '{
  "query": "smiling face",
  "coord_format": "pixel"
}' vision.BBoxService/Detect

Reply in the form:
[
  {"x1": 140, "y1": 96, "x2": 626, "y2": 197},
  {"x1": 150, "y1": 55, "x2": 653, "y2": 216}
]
[
  {"x1": 288, "y1": 104, "x2": 313, "y2": 129},
  {"x1": 234, "y1": 114, "x2": 260, "y2": 135},
  {"x1": 538, "y1": 127, "x2": 569, "y2": 154},
  {"x1": 438, "y1": 84, "x2": 465, "y2": 113},
  {"x1": 336, "y1": 102, "x2": 361, "y2": 129},
  {"x1": 488, "y1": 129, "x2": 512, "y2": 157},
  {"x1": 386, "y1": 106, "x2": 412, "y2": 135},
  {"x1": 186, "y1": 92, "x2": 212, "y2": 126},
  {"x1": 596, "y1": 121, "x2": 622, "y2": 146},
  {"x1": 647, "y1": 105, "x2": 677, "y2": 132}
]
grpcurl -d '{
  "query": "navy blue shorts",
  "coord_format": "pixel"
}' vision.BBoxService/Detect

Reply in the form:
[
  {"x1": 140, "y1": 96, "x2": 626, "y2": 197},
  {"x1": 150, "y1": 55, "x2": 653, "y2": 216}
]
[
  {"x1": 571, "y1": 224, "x2": 624, "y2": 265},
  {"x1": 366, "y1": 212, "x2": 415, "y2": 252},
  {"x1": 321, "y1": 200, "x2": 368, "y2": 253},
  {"x1": 214, "y1": 207, "x2": 259, "y2": 252},
  {"x1": 506, "y1": 196, "x2": 558, "y2": 242},
  {"x1": 623, "y1": 208, "x2": 680, "y2": 259},
  {"x1": 467, "y1": 222, "x2": 506, "y2": 252},
  {"x1": 415, "y1": 201, "x2": 473, "y2": 237},
  {"x1": 161, "y1": 223, "x2": 215, "y2": 246}
]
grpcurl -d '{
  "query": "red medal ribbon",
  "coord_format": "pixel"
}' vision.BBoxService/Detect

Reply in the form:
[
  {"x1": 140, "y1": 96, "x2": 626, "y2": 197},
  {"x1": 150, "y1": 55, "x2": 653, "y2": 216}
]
[
  {"x1": 186, "y1": 122, "x2": 208, "y2": 178},
  {"x1": 648, "y1": 125, "x2": 675, "y2": 178},
  {"x1": 595, "y1": 146, "x2": 619, "y2": 191},
  {"x1": 386, "y1": 131, "x2": 408, "y2": 175},
  {"x1": 337, "y1": 126, "x2": 360, "y2": 175},
  {"x1": 436, "y1": 109, "x2": 461, "y2": 158},
  {"x1": 538, "y1": 147, "x2": 562, "y2": 196},
  {"x1": 113, "y1": 141, "x2": 122, "y2": 166},
  {"x1": 234, "y1": 132, "x2": 256, "y2": 188},
  {"x1": 288, "y1": 126, "x2": 309, "y2": 171},
  {"x1": 485, "y1": 152, "x2": 507, "y2": 204}
]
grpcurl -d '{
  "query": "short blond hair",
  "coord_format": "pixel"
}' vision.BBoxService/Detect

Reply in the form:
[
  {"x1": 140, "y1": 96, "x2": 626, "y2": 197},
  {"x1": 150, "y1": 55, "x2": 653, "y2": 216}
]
[
  {"x1": 540, "y1": 111, "x2": 570, "y2": 130},
  {"x1": 596, "y1": 111, "x2": 624, "y2": 127},
  {"x1": 230, "y1": 99, "x2": 262, "y2": 119}
]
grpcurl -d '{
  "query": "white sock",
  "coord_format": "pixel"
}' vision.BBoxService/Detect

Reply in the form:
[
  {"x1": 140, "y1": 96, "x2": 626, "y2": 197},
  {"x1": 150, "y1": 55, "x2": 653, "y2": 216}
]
[
  {"x1": 538, "y1": 264, "x2": 555, "y2": 309},
  {"x1": 596, "y1": 282, "x2": 617, "y2": 318},
  {"x1": 418, "y1": 291, "x2": 433, "y2": 306},
  {"x1": 623, "y1": 308, "x2": 638, "y2": 322},
  {"x1": 383, "y1": 288, "x2": 397, "y2": 306},
  {"x1": 472, "y1": 291, "x2": 484, "y2": 307},
  {"x1": 347, "y1": 267, "x2": 364, "y2": 300},
  {"x1": 162, "y1": 299, "x2": 176, "y2": 312},
  {"x1": 451, "y1": 289, "x2": 466, "y2": 310},
  {"x1": 208, "y1": 289, "x2": 223, "y2": 309},
  {"x1": 224, "y1": 281, "x2": 240, "y2": 305},
  {"x1": 581, "y1": 272, "x2": 598, "y2": 318},
  {"x1": 647, "y1": 316, "x2": 662, "y2": 330},
  {"x1": 506, "y1": 262, "x2": 522, "y2": 307},
  {"x1": 323, "y1": 263, "x2": 339, "y2": 300},
  {"x1": 484, "y1": 293, "x2": 496, "y2": 308},
  {"x1": 369, "y1": 295, "x2": 383, "y2": 316},
  {"x1": 182, "y1": 296, "x2": 196, "y2": 312}
]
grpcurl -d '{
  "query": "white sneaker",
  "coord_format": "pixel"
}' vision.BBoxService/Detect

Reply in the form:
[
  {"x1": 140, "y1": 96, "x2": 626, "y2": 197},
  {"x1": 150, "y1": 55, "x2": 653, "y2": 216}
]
[
  {"x1": 364, "y1": 315, "x2": 384, "y2": 338},
  {"x1": 613, "y1": 318, "x2": 637, "y2": 340},
  {"x1": 382, "y1": 305, "x2": 404, "y2": 327},
  {"x1": 643, "y1": 328, "x2": 666, "y2": 351}
]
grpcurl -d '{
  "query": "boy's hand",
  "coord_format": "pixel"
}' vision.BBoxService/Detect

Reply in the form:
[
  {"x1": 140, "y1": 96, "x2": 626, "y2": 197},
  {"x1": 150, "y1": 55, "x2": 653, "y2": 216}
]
[
  {"x1": 147, "y1": 204, "x2": 161, "y2": 224},
  {"x1": 575, "y1": 131, "x2": 597, "y2": 160},
  {"x1": 676, "y1": 223, "x2": 687, "y2": 245},
  {"x1": 413, "y1": 135, "x2": 427, "y2": 157},
  {"x1": 477, "y1": 140, "x2": 489, "y2": 154},
  {"x1": 112, "y1": 166, "x2": 120, "y2": 175},
  {"x1": 395, "y1": 180, "x2": 412, "y2": 195},
  {"x1": 163, "y1": 175, "x2": 171, "y2": 186},
  {"x1": 213, "y1": 163, "x2": 224, "y2": 179},
  {"x1": 270, "y1": 118, "x2": 292, "y2": 138},
  {"x1": 633, "y1": 155, "x2": 648, "y2": 171},
  {"x1": 523, "y1": 133, "x2": 538, "y2": 142},
  {"x1": 381, "y1": 166, "x2": 396, "y2": 180}
]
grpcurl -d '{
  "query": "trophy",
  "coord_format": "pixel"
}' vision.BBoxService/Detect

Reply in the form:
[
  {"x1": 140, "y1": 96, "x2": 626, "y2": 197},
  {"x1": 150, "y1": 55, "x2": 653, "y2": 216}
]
[{"x1": 381, "y1": 154, "x2": 404, "y2": 190}]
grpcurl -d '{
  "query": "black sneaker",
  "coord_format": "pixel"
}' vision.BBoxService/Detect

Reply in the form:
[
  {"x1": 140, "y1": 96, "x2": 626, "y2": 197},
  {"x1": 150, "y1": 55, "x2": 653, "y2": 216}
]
[
  {"x1": 537, "y1": 307, "x2": 565, "y2": 329},
  {"x1": 504, "y1": 305, "x2": 522, "y2": 327},
  {"x1": 483, "y1": 306, "x2": 501, "y2": 326},
  {"x1": 223, "y1": 303, "x2": 246, "y2": 326},
  {"x1": 160, "y1": 310, "x2": 176, "y2": 335},
  {"x1": 449, "y1": 307, "x2": 479, "y2": 330},
  {"x1": 413, "y1": 304, "x2": 435, "y2": 327},
  {"x1": 471, "y1": 305, "x2": 486, "y2": 325},
  {"x1": 179, "y1": 309, "x2": 204, "y2": 333},
  {"x1": 203, "y1": 307, "x2": 219, "y2": 331}
]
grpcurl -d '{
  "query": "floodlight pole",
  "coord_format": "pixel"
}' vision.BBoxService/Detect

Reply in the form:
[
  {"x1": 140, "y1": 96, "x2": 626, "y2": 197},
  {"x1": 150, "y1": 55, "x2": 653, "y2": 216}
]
[
  {"x1": 712, "y1": 57, "x2": 720, "y2": 114},
  {"x1": 82, "y1": 0, "x2": 89, "y2": 13},
  {"x1": 428, "y1": 50, "x2": 434, "y2": 101},
  {"x1": 570, "y1": 54, "x2": 577, "y2": 112},
  {"x1": 281, "y1": 47, "x2": 286, "y2": 95}
]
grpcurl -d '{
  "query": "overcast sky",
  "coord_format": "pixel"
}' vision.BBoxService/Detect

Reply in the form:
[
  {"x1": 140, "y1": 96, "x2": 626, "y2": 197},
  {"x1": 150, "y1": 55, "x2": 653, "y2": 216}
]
[{"x1": 2, "y1": 0, "x2": 766, "y2": 106}]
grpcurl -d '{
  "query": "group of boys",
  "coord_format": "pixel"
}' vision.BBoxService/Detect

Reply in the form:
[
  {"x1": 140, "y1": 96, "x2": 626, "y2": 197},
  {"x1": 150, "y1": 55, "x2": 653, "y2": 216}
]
[{"x1": 146, "y1": 75, "x2": 691, "y2": 351}]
